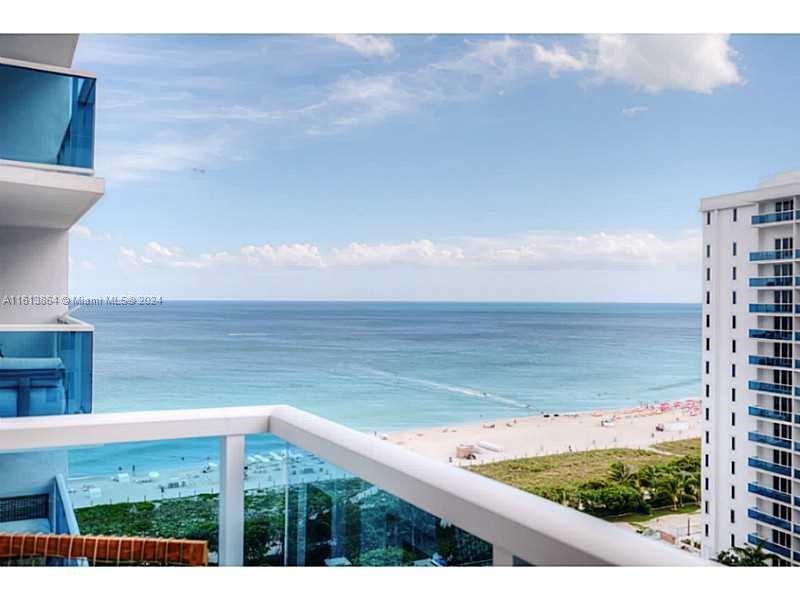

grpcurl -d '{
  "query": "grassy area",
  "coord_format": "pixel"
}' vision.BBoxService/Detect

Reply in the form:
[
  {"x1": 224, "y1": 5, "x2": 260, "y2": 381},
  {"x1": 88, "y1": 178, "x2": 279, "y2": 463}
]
[
  {"x1": 469, "y1": 448, "x2": 678, "y2": 496},
  {"x1": 606, "y1": 503, "x2": 700, "y2": 524},
  {"x1": 651, "y1": 438, "x2": 701, "y2": 456}
]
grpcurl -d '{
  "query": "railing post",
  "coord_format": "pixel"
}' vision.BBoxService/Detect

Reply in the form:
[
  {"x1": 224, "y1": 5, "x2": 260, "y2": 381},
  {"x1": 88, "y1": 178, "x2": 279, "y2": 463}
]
[
  {"x1": 219, "y1": 435, "x2": 245, "y2": 566},
  {"x1": 492, "y1": 544, "x2": 514, "y2": 566}
]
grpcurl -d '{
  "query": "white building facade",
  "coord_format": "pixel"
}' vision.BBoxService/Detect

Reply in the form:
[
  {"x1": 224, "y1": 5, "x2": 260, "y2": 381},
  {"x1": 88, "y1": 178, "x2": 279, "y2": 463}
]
[{"x1": 701, "y1": 180, "x2": 800, "y2": 565}]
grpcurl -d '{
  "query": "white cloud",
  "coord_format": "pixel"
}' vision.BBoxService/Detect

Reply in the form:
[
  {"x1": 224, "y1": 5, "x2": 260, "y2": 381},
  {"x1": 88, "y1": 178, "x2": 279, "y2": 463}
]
[
  {"x1": 622, "y1": 105, "x2": 648, "y2": 118},
  {"x1": 70, "y1": 224, "x2": 112, "y2": 241},
  {"x1": 116, "y1": 230, "x2": 699, "y2": 273},
  {"x1": 532, "y1": 43, "x2": 588, "y2": 76},
  {"x1": 328, "y1": 35, "x2": 396, "y2": 59}
]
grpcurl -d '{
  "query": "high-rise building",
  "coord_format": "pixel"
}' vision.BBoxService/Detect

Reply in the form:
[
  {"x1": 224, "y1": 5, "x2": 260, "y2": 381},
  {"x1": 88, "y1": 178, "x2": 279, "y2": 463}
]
[
  {"x1": 0, "y1": 34, "x2": 104, "y2": 539},
  {"x1": 701, "y1": 177, "x2": 800, "y2": 565}
]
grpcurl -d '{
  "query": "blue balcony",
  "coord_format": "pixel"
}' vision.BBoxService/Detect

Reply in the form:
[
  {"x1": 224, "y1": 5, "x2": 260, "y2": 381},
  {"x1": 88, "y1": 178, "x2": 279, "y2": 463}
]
[
  {"x1": 0, "y1": 320, "x2": 92, "y2": 417},
  {"x1": 0, "y1": 62, "x2": 95, "y2": 169},
  {"x1": 748, "y1": 381, "x2": 792, "y2": 396},
  {"x1": 748, "y1": 431, "x2": 792, "y2": 449},
  {"x1": 748, "y1": 534, "x2": 791, "y2": 558},
  {"x1": 748, "y1": 457, "x2": 792, "y2": 476},
  {"x1": 752, "y1": 211, "x2": 795, "y2": 225},
  {"x1": 748, "y1": 508, "x2": 792, "y2": 531},
  {"x1": 749, "y1": 329, "x2": 793, "y2": 341},
  {"x1": 749, "y1": 303, "x2": 793, "y2": 313},
  {"x1": 750, "y1": 250, "x2": 794, "y2": 261},
  {"x1": 750, "y1": 276, "x2": 793, "y2": 287},
  {"x1": 749, "y1": 406, "x2": 792, "y2": 421},
  {"x1": 749, "y1": 355, "x2": 792, "y2": 368},
  {"x1": 748, "y1": 483, "x2": 791, "y2": 504}
]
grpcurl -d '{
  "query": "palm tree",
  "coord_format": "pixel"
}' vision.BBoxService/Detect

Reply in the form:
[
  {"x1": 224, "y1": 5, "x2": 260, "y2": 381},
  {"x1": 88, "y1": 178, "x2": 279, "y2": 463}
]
[
  {"x1": 656, "y1": 475, "x2": 682, "y2": 510},
  {"x1": 678, "y1": 470, "x2": 700, "y2": 504},
  {"x1": 608, "y1": 462, "x2": 635, "y2": 486},
  {"x1": 716, "y1": 542, "x2": 774, "y2": 566}
]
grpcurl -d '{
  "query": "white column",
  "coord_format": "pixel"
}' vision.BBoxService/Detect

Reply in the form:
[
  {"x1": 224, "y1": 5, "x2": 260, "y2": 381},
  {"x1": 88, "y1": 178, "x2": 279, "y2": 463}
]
[
  {"x1": 492, "y1": 545, "x2": 514, "y2": 566},
  {"x1": 219, "y1": 435, "x2": 245, "y2": 566}
]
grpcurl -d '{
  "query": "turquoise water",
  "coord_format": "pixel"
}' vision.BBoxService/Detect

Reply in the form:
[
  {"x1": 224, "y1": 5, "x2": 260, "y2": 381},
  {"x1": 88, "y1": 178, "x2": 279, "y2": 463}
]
[{"x1": 70, "y1": 302, "x2": 700, "y2": 475}]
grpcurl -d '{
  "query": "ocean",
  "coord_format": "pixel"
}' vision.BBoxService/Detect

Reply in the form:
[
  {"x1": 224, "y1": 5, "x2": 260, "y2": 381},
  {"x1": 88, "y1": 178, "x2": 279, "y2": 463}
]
[{"x1": 69, "y1": 302, "x2": 701, "y2": 476}]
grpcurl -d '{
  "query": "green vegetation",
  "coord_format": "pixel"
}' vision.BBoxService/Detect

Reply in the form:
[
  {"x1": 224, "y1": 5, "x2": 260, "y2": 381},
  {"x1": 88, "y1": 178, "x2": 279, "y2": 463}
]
[
  {"x1": 470, "y1": 438, "x2": 700, "y2": 519},
  {"x1": 716, "y1": 543, "x2": 775, "y2": 567}
]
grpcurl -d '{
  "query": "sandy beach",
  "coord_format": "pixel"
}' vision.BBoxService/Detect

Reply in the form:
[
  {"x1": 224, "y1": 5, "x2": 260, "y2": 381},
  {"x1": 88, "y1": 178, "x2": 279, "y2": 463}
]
[
  {"x1": 67, "y1": 399, "x2": 700, "y2": 509},
  {"x1": 384, "y1": 400, "x2": 701, "y2": 466}
]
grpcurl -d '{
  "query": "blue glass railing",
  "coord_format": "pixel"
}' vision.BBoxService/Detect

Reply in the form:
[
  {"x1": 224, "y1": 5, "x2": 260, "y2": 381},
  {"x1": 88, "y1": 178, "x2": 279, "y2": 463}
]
[
  {"x1": 748, "y1": 431, "x2": 792, "y2": 449},
  {"x1": 752, "y1": 211, "x2": 795, "y2": 225},
  {"x1": 749, "y1": 303, "x2": 793, "y2": 313},
  {"x1": 750, "y1": 250, "x2": 794, "y2": 261},
  {"x1": 749, "y1": 406, "x2": 792, "y2": 421},
  {"x1": 748, "y1": 534, "x2": 791, "y2": 558},
  {"x1": 748, "y1": 483, "x2": 791, "y2": 504},
  {"x1": 749, "y1": 355, "x2": 792, "y2": 368},
  {"x1": 748, "y1": 457, "x2": 792, "y2": 476},
  {"x1": 0, "y1": 62, "x2": 95, "y2": 169},
  {"x1": 748, "y1": 508, "x2": 792, "y2": 531},
  {"x1": 748, "y1": 381, "x2": 792, "y2": 396},
  {"x1": 0, "y1": 325, "x2": 92, "y2": 417},
  {"x1": 749, "y1": 329, "x2": 793, "y2": 341},
  {"x1": 749, "y1": 276, "x2": 793, "y2": 287}
]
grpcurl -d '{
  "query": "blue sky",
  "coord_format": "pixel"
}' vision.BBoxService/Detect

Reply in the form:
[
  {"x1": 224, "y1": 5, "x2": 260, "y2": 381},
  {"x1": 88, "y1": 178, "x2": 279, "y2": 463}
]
[{"x1": 67, "y1": 34, "x2": 800, "y2": 301}]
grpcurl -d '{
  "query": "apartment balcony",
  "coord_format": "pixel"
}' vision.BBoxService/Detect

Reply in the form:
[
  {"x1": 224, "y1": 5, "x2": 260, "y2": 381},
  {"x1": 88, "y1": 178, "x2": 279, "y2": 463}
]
[
  {"x1": 748, "y1": 303, "x2": 793, "y2": 314},
  {"x1": 749, "y1": 249, "x2": 795, "y2": 262},
  {"x1": 0, "y1": 318, "x2": 92, "y2": 417},
  {"x1": 748, "y1": 431, "x2": 792, "y2": 450},
  {"x1": 749, "y1": 405, "x2": 793, "y2": 422},
  {"x1": 749, "y1": 276, "x2": 793, "y2": 287},
  {"x1": 751, "y1": 211, "x2": 795, "y2": 226},
  {"x1": 747, "y1": 533, "x2": 791, "y2": 559},
  {"x1": 747, "y1": 381, "x2": 793, "y2": 397},
  {"x1": 0, "y1": 406, "x2": 706, "y2": 567},
  {"x1": 748, "y1": 482, "x2": 791, "y2": 504},
  {"x1": 0, "y1": 58, "x2": 103, "y2": 229},
  {"x1": 0, "y1": 60, "x2": 94, "y2": 169},
  {"x1": 748, "y1": 508, "x2": 792, "y2": 532},
  {"x1": 749, "y1": 329, "x2": 793, "y2": 341},
  {"x1": 748, "y1": 457, "x2": 792, "y2": 477},
  {"x1": 748, "y1": 355, "x2": 792, "y2": 368}
]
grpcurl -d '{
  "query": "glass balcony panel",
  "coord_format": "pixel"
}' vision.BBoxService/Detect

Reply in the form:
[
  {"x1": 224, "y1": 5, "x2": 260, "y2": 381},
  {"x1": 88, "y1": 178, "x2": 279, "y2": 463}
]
[
  {"x1": 748, "y1": 431, "x2": 791, "y2": 449},
  {"x1": 0, "y1": 62, "x2": 95, "y2": 169},
  {"x1": 747, "y1": 533, "x2": 791, "y2": 558},
  {"x1": 749, "y1": 250, "x2": 794, "y2": 261},
  {"x1": 749, "y1": 329, "x2": 792, "y2": 341},
  {"x1": 747, "y1": 483, "x2": 791, "y2": 504},
  {"x1": 747, "y1": 381, "x2": 792, "y2": 396},
  {"x1": 751, "y1": 211, "x2": 795, "y2": 225},
  {"x1": 748, "y1": 406, "x2": 792, "y2": 422},
  {"x1": 748, "y1": 355, "x2": 792, "y2": 368},
  {"x1": 748, "y1": 457, "x2": 792, "y2": 476},
  {"x1": 0, "y1": 328, "x2": 92, "y2": 416},
  {"x1": 748, "y1": 303, "x2": 792, "y2": 313},
  {"x1": 749, "y1": 276, "x2": 792, "y2": 287},
  {"x1": 747, "y1": 508, "x2": 791, "y2": 531}
]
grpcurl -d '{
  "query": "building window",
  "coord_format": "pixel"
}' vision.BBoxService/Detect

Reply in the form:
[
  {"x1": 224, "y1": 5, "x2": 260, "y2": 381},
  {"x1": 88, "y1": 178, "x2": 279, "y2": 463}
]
[
  {"x1": 705, "y1": 454, "x2": 709, "y2": 467},
  {"x1": 732, "y1": 266, "x2": 737, "y2": 280},
  {"x1": 707, "y1": 267, "x2": 711, "y2": 281},
  {"x1": 731, "y1": 412, "x2": 736, "y2": 426},
  {"x1": 731, "y1": 461, "x2": 735, "y2": 475},
  {"x1": 705, "y1": 431, "x2": 710, "y2": 443},
  {"x1": 704, "y1": 501, "x2": 709, "y2": 514},
  {"x1": 706, "y1": 244, "x2": 711, "y2": 258},
  {"x1": 731, "y1": 485, "x2": 735, "y2": 499},
  {"x1": 731, "y1": 364, "x2": 736, "y2": 378},
  {"x1": 705, "y1": 408, "x2": 710, "y2": 420},
  {"x1": 733, "y1": 208, "x2": 737, "y2": 222},
  {"x1": 731, "y1": 339, "x2": 736, "y2": 353},
  {"x1": 706, "y1": 291, "x2": 711, "y2": 305},
  {"x1": 732, "y1": 315, "x2": 736, "y2": 329},
  {"x1": 732, "y1": 290, "x2": 736, "y2": 304},
  {"x1": 705, "y1": 477, "x2": 709, "y2": 491},
  {"x1": 731, "y1": 534, "x2": 735, "y2": 548},
  {"x1": 705, "y1": 384, "x2": 710, "y2": 398},
  {"x1": 730, "y1": 509, "x2": 735, "y2": 523},
  {"x1": 706, "y1": 314, "x2": 710, "y2": 328},
  {"x1": 705, "y1": 360, "x2": 710, "y2": 374},
  {"x1": 706, "y1": 338, "x2": 710, "y2": 351},
  {"x1": 732, "y1": 241, "x2": 737, "y2": 256},
  {"x1": 731, "y1": 387, "x2": 736, "y2": 402},
  {"x1": 707, "y1": 212, "x2": 711, "y2": 225},
  {"x1": 705, "y1": 524, "x2": 709, "y2": 537},
  {"x1": 731, "y1": 436, "x2": 735, "y2": 450}
]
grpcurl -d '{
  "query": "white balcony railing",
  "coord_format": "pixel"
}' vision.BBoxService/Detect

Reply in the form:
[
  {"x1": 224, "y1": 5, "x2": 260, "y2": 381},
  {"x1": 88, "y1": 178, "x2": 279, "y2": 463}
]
[{"x1": 0, "y1": 405, "x2": 708, "y2": 566}]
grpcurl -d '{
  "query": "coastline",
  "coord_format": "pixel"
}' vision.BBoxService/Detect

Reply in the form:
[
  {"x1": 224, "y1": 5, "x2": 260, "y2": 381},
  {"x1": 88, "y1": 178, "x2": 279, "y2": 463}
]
[{"x1": 68, "y1": 398, "x2": 700, "y2": 509}]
